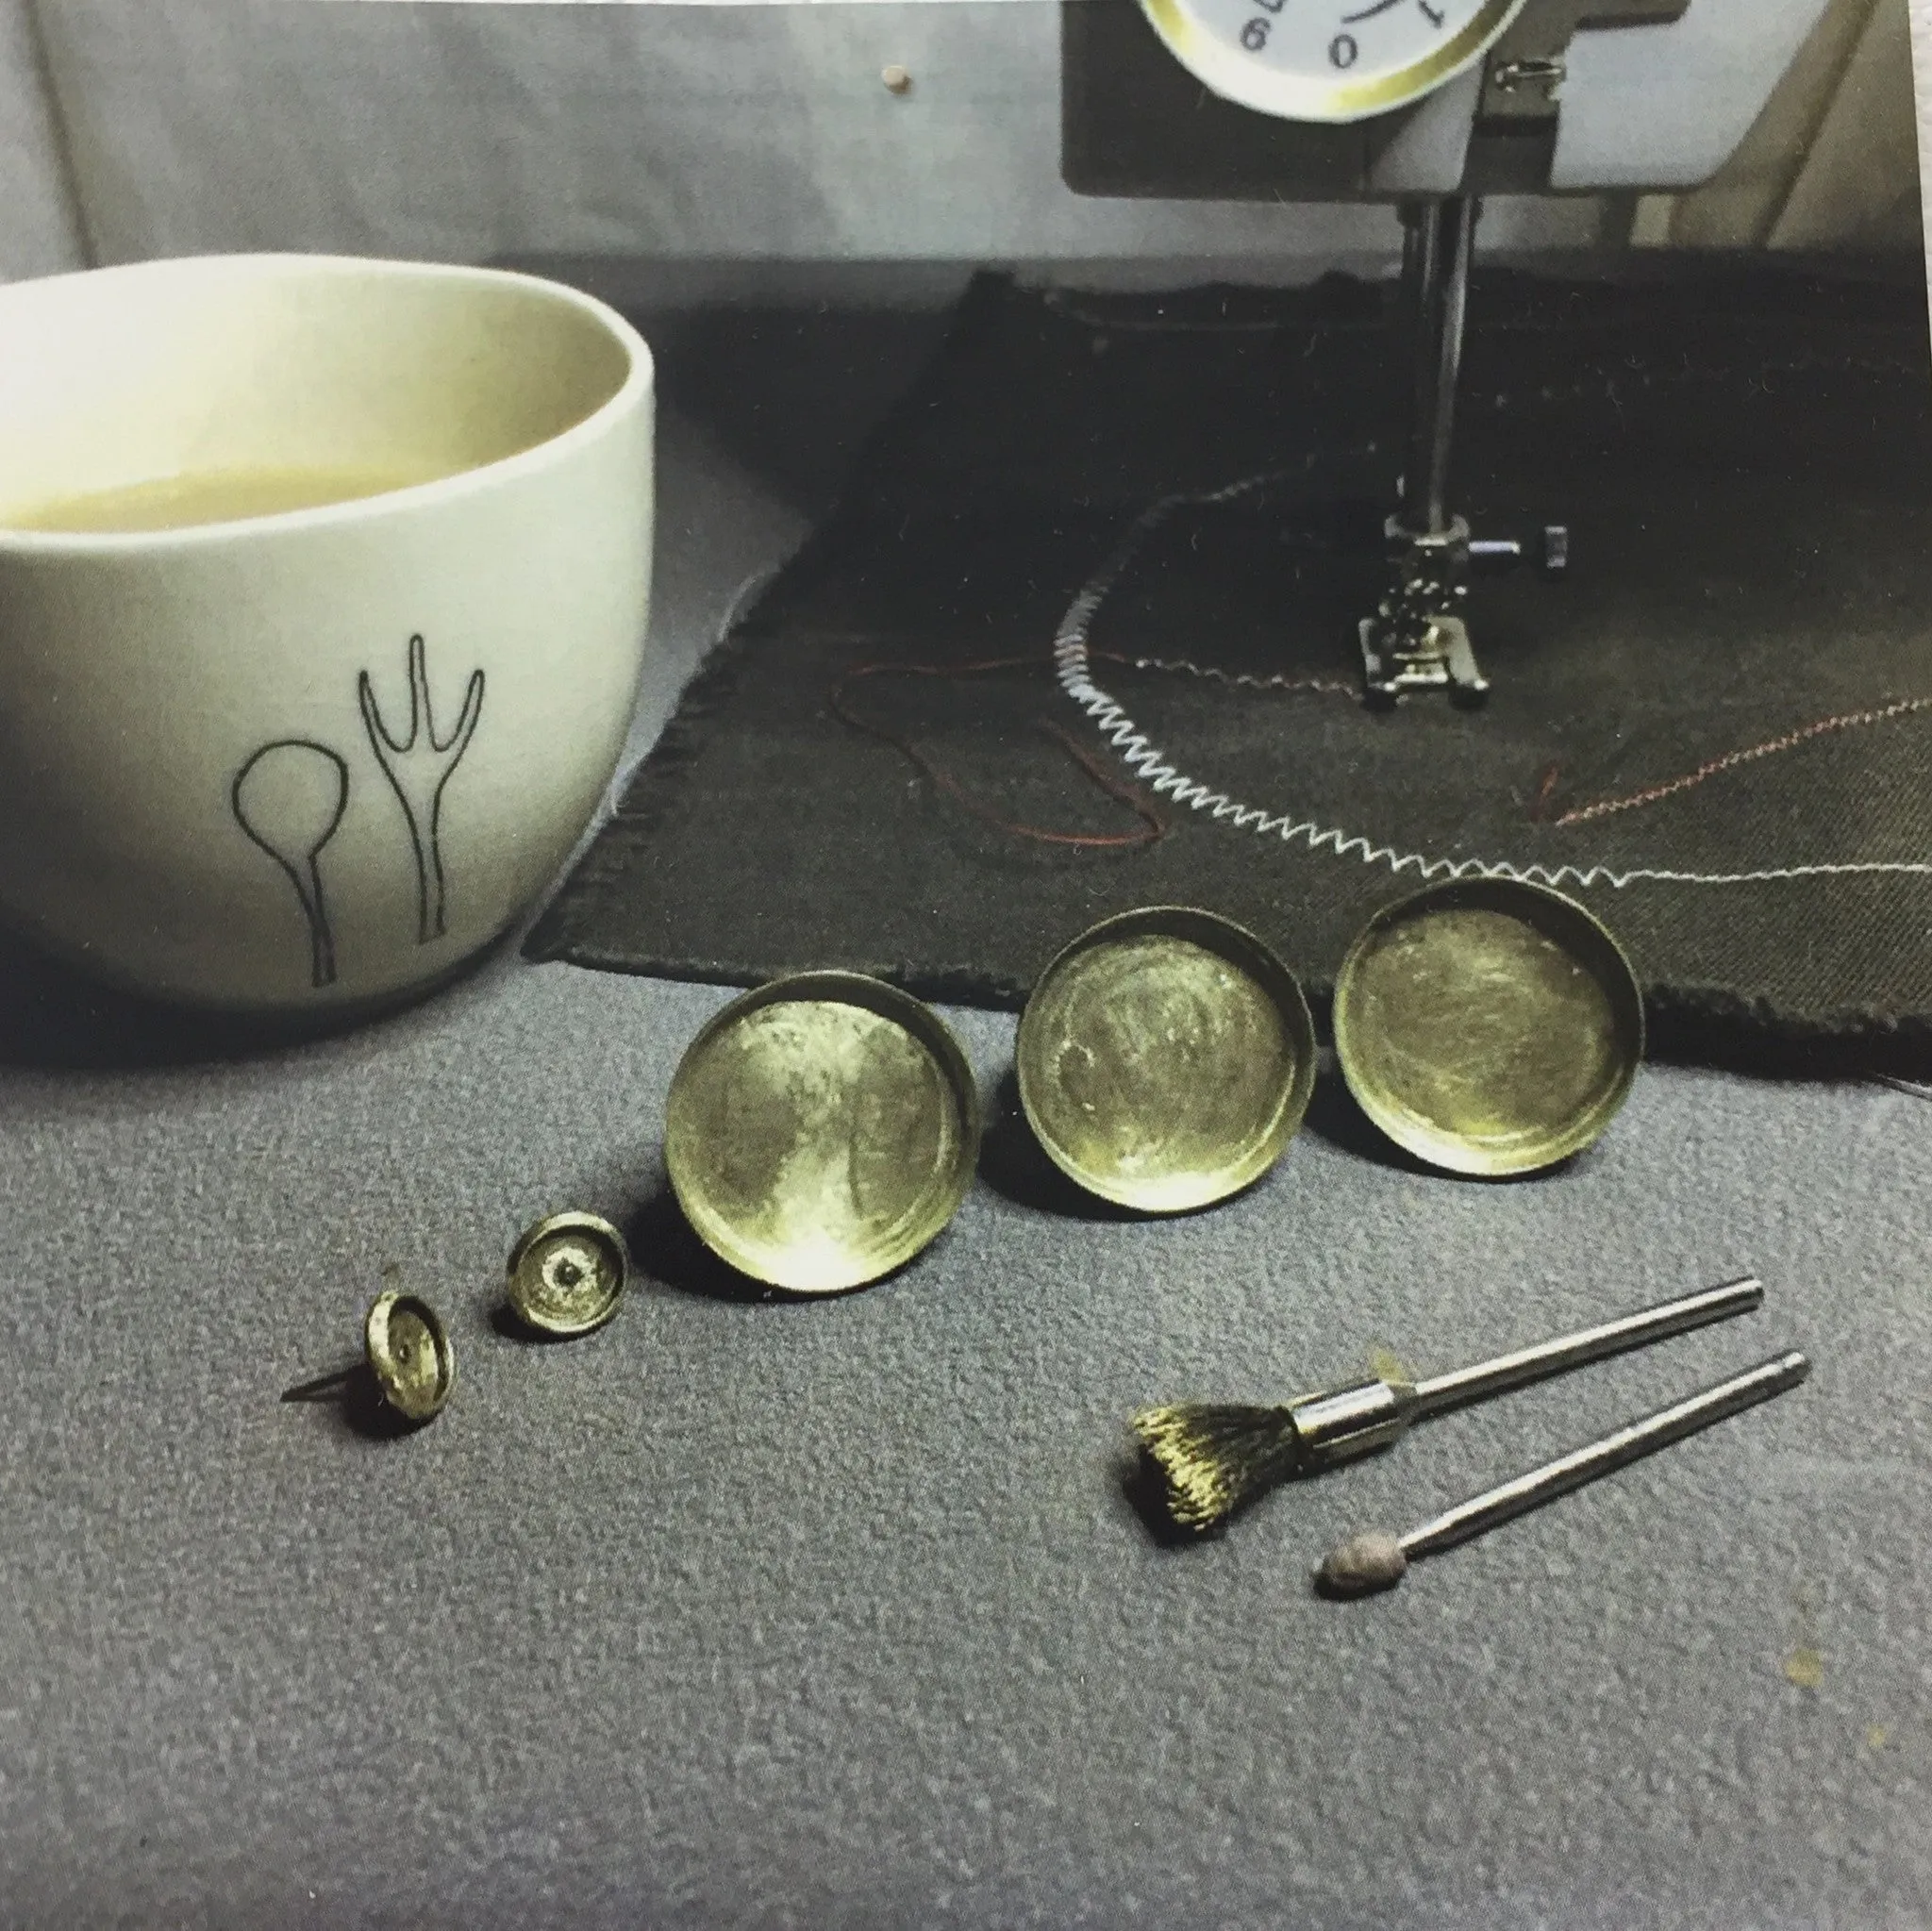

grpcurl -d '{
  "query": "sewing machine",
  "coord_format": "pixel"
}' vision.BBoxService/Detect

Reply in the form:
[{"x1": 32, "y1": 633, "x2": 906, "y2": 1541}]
[{"x1": 1062, "y1": 0, "x2": 1839, "y2": 702}]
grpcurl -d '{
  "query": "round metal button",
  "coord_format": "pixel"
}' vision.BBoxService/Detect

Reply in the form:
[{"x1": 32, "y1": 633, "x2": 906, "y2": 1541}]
[
  {"x1": 665, "y1": 973, "x2": 981, "y2": 1293},
  {"x1": 1333, "y1": 876, "x2": 1644, "y2": 1176},
  {"x1": 1016, "y1": 906, "x2": 1318, "y2": 1213},
  {"x1": 363, "y1": 1290, "x2": 454, "y2": 1423},
  {"x1": 507, "y1": 1210, "x2": 630, "y2": 1337}
]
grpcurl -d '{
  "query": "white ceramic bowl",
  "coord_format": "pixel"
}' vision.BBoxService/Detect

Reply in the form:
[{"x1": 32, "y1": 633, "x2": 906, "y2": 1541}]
[{"x1": 0, "y1": 253, "x2": 654, "y2": 1014}]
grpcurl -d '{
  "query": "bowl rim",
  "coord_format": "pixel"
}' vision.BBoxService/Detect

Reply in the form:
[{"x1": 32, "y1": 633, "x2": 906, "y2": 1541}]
[{"x1": 0, "y1": 252, "x2": 654, "y2": 556}]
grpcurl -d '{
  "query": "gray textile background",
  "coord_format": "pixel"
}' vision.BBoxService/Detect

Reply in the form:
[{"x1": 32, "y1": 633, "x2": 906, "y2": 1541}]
[{"x1": 2, "y1": 308, "x2": 1930, "y2": 1928}]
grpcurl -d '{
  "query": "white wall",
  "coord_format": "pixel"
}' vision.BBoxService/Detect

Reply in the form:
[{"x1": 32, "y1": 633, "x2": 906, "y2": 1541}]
[
  {"x1": 0, "y1": 0, "x2": 1924, "y2": 288},
  {"x1": 0, "y1": 0, "x2": 86, "y2": 277},
  {"x1": 1918, "y1": 0, "x2": 1932, "y2": 267},
  {"x1": 25, "y1": 0, "x2": 1417, "y2": 276}
]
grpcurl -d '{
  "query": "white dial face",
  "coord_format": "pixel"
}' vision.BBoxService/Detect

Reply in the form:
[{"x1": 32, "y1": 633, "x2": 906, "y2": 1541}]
[{"x1": 1140, "y1": 0, "x2": 1527, "y2": 125}]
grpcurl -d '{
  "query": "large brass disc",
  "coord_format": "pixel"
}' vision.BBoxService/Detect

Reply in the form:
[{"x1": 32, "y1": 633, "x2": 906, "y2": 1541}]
[
  {"x1": 1016, "y1": 907, "x2": 1316, "y2": 1213},
  {"x1": 1333, "y1": 878, "x2": 1644, "y2": 1176},
  {"x1": 665, "y1": 974, "x2": 981, "y2": 1293}
]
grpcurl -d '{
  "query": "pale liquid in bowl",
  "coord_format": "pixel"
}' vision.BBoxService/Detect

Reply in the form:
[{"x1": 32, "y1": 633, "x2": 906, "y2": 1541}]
[{"x1": 1, "y1": 462, "x2": 455, "y2": 533}]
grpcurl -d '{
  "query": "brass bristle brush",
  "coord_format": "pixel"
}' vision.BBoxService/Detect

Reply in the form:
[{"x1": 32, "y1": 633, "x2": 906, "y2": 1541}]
[{"x1": 1133, "y1": 1275, "x2": 1762, "y2": 1534}]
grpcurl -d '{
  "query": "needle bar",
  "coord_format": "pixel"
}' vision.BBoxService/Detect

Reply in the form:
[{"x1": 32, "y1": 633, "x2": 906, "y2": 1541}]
[
  {"x1": 1410, "y1": 1276, "x2": 1763, "y2": 1419},
  {"x1": 1401, "y1": 1351, "x2": 1809, "y2": 1562}
]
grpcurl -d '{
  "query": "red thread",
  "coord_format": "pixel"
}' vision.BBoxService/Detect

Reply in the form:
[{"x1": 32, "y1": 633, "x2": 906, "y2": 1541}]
[
  {"x1": 1553, "y1": 695, "x2": 1932, "y2": 827},
  {"x1": 1528, "y1": 762, "x2": 1562, "y2": 823},
  {"x1": 830, "y1": 657, "x2": 1166, "y2": 850}
]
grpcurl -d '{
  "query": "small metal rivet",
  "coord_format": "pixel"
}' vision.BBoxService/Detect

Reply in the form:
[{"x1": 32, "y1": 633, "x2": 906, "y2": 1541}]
[
  {"x1": 506, "y1": 1211, "x2": 631, "y2": 1337},
  {"x1": 363, "y1": 1289, "x2": 454, "y2": 1423}
]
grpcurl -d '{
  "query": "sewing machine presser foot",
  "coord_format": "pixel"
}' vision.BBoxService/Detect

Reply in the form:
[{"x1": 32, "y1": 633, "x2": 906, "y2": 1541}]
[{"x1": 1359, "y1": 513, "x2": 1568, "y2": 707}]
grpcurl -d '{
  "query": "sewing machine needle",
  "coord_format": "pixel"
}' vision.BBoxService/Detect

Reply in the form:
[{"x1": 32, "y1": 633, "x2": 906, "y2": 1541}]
[{"x1": 1317, "y1": 1350, "x2": 1811, "y2": 1595}]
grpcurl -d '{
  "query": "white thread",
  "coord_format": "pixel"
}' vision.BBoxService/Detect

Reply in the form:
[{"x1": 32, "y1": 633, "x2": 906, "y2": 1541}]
[
  {"x1": 1123, "y1": 654, "x2": 1359, "y2": 699},
  {"x1": 1054, "y1": 474, "x2": 1932, "y2": 891}
]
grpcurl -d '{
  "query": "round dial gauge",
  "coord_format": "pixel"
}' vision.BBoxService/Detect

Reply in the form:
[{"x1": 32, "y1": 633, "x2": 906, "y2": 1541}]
[{"x1": 1140, "y1": 0, "x2": 1528, "y2": 125}]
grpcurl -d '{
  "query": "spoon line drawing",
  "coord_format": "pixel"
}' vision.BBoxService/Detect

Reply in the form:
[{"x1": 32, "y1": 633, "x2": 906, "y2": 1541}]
[
  {"x1": 358, "y1": 632, "x2": 486, "y2": 945},
  {"x1": 232, "y1": 739, "x2": 351, "y2": 988}
]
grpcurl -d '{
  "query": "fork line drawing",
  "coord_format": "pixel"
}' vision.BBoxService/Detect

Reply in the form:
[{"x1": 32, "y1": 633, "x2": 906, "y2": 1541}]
[{"x1": 358, "y1": 633, "x2": 486, "y2": 945}]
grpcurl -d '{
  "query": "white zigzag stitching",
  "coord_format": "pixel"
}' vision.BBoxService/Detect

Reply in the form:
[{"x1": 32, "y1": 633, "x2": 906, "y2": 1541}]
[{"x1": 1052, "y1": 473, "x2": 1932, "y2": 891}]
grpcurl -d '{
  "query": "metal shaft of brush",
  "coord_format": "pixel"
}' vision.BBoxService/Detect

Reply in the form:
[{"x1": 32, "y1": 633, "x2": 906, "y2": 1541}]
[
  {"x1": 1399, "y1": 1351, "x2": 1810, "y2": 1563},
  {"x1": 1410, "y1": 1275, "x2": 1763, "y2": 1417},
  {"x1": 1288, "y1": 1275, "x2": 1763, "y2": 1469}
]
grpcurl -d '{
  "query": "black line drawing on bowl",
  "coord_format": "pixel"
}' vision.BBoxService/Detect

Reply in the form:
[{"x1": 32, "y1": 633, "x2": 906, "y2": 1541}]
[
  {"x1": 233, "y1": 740, "x2": 352, "y2": 989},
  {"x1": 358, "y1": 633, "x2": 485, "y2": 945}
]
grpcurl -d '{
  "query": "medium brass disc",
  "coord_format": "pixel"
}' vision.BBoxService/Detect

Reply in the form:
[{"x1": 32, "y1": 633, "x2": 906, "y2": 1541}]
[
  {"x1": 363, "y1": 1290, "x2": 454, "y2": 1423},
  {"x1": 507, "y1": 1211, "x2": 630, "y2": 1337},
  {"x1": 664, "y1": 974, "x2": 981, "y2": 1293},
  {"x1": 1333, "y1": 878, "x2": 1644, "y2": 1176},
  {"x1": 1016, "y1": 907, "x2": 1316, "y2": 1213}
]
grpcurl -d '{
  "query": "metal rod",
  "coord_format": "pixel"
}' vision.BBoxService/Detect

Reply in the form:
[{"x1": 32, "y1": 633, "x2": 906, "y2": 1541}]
[
  {"x1": 1399, "y1": 196, "x2": 1475, "y2": 536},
  {"x1": 1411, "y1": 1275, "x2": 1763, "y2": 1419},
  {"x1": 1401, "y1": 1352, "x2": 1810, "y2": 1562},
  {"x1": 1287, "y1": 1275, "x2": 1764, "y2": 1471},
  {"x1": 280, "y1": 1363, "x2": 360, "y2": 1404}
]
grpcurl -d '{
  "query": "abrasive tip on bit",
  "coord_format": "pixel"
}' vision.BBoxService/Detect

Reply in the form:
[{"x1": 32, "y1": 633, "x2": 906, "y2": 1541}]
[{"x1": 1314, "y1": 1351, "x2": 1809, "y2": 1600}]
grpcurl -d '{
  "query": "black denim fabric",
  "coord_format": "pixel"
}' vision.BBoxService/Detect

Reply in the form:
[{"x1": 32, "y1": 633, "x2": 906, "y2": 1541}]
[{"x1": 531, "y1": 267, "x2": 1932, "y2": 1070}]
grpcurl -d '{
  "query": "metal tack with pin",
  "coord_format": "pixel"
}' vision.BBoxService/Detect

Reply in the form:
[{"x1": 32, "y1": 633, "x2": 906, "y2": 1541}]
[
  {"x1": 506, "y1": 1210, "x2": 631, "y2": 1338},
  {"x1": 1135, "y1": 1275, "x2": 1765, "y2": 1533},
  {"x1": 1317, "y1": 1351, "x2": 1812, "y2": 1597},
  {"x1": 281, "y1": 1267, "x2": 456, "y2": 1426}
]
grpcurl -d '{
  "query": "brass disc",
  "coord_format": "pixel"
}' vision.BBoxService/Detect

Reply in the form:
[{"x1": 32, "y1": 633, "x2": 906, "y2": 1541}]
[
  {"x1": 363, "y1": 1290, "x2": 454, "y2": 1423},
  {"x1": 1333, "y1": 878, "x2": 1644, "y2": 1176},
  {"x1": 507, "y1": 1211, "x2": 630, "y2": 1337},
  {"x1": 664, "y1": 974, "x2": 981, "y2": 1293},
  {"x1": 1016, "y1": 907, "x2": 1317, "y2": 1213}
]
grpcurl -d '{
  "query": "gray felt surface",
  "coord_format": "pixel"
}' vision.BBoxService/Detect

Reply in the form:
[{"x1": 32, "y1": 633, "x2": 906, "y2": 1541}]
[{"x1": 2, "y1": 298, "x2": 1930, "y2": 1930}]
